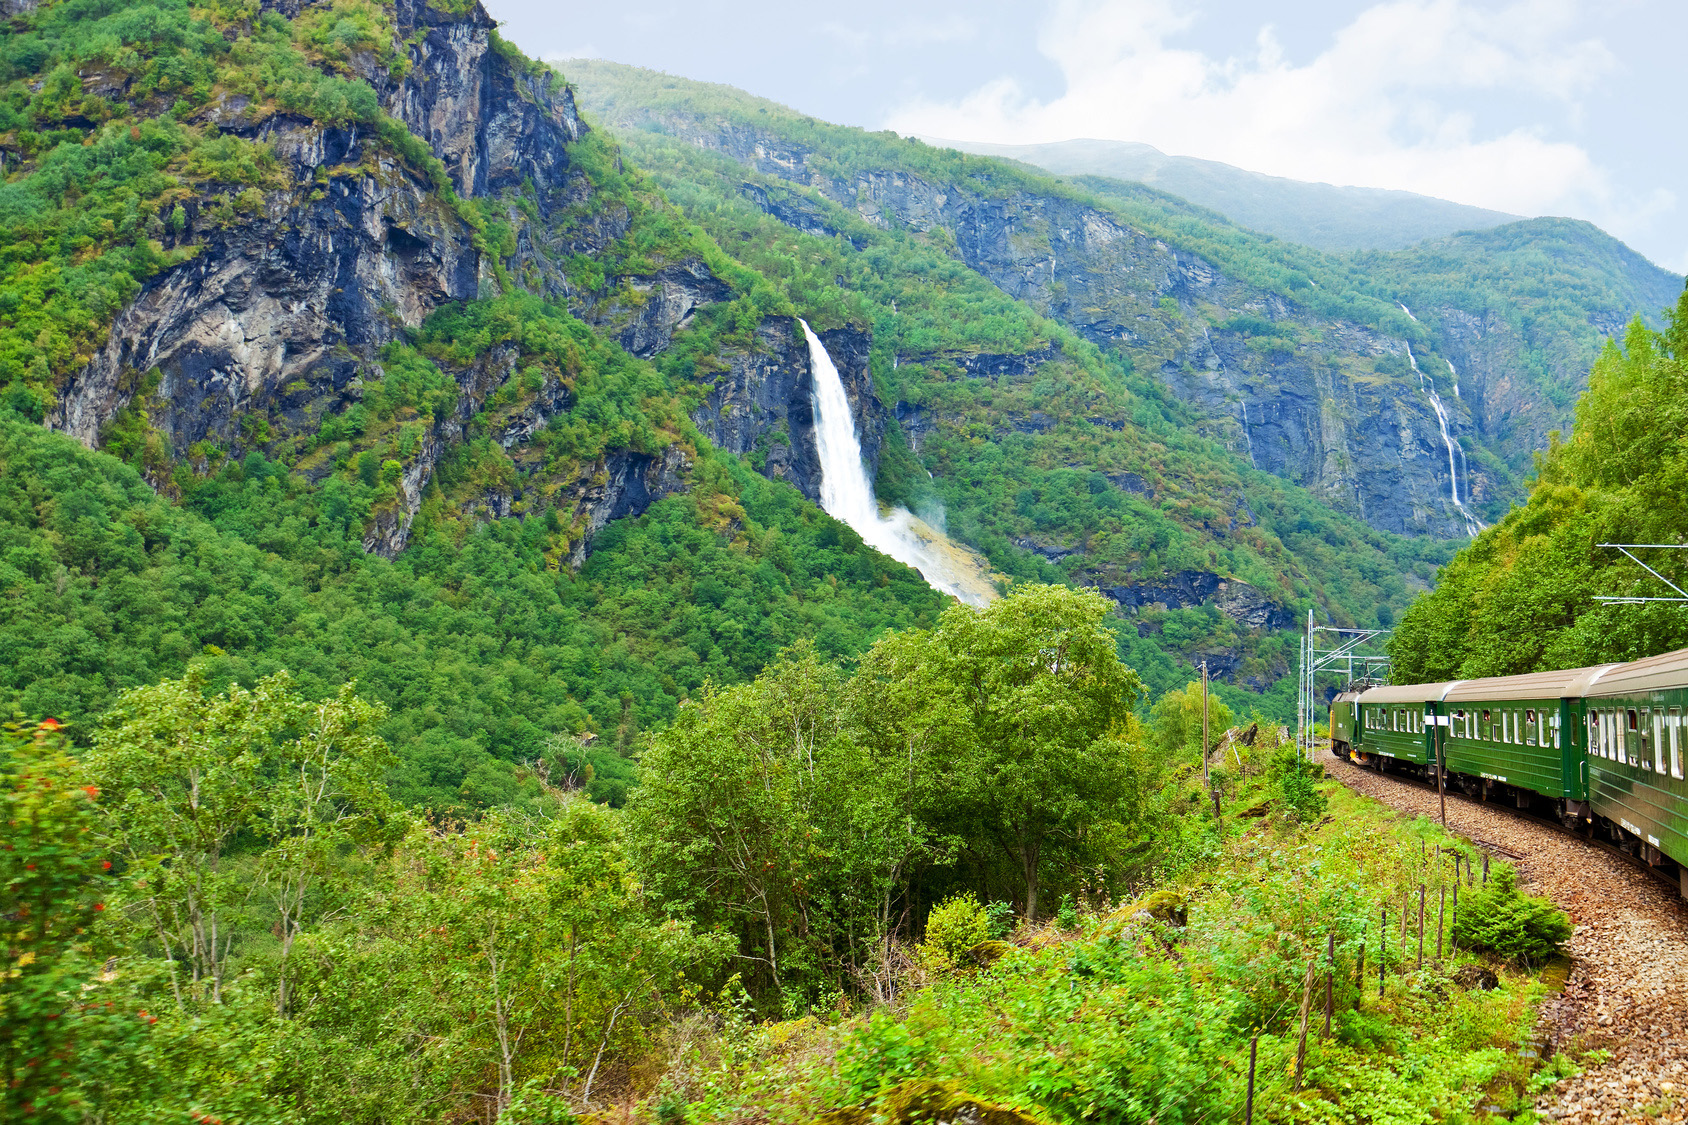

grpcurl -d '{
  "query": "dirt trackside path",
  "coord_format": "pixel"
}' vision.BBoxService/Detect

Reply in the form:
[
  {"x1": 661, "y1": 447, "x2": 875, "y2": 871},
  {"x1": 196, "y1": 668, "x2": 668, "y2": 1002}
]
[{"x1": 1319, "y1": 746, "x2": 1688, "y2": 1124}]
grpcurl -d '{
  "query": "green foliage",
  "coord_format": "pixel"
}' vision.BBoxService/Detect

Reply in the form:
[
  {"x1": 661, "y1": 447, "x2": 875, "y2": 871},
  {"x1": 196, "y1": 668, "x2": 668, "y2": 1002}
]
[
  {"x1": 0, "y1": 718, "x2": 120, "y2": 1125},
  {"x1": 1452, "y1": 865, "x2": 1572, "y2": 966},
  {"x1": 921, "y1": 893, "x2": 991, "y2": 965},
  {"x1": 1391, "y1": 285, "x2": 1688, "y2": 681},
  {"x1": 0, "y1": 410, "x2": 943, "y2": 810}
]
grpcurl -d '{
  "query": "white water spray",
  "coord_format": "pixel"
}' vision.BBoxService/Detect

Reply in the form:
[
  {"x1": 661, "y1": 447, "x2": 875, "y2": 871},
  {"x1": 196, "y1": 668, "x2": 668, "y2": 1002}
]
[
  {"x1": 802, "y1": 321, "x2": 996, "y2": 606},
  {"x1": 1399, "y1": 303, "x2": 1418, "y2": 322},
  {"x1": 1446, "y1": 359, "x2": 1460, "y2": 398},
  {"x1": 1405, "y1": 344, "x2": 1482, "y2": 537}
]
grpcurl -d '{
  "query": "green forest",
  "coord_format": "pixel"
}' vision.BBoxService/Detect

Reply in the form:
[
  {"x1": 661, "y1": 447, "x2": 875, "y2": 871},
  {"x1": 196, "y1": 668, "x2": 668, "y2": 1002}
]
[{"x1": 7, "y1": 585, "x2": 1573, "y2": 1123}]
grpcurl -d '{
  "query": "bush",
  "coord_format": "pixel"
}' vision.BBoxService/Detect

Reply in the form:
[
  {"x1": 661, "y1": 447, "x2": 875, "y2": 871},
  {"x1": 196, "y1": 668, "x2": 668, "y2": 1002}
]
[
  {"x1": 1453, "y1": 865, "x2": 1571, "y2": 965},
  {"x1": 921, "y1": 893, "x2": 991, "y2": 966},
  {"x1": 983, "y1": 900, "x2": 1014, "y2": 939},
  {"x1": 1274, "y1": 746, "x2": 1328, "y2": 823}
]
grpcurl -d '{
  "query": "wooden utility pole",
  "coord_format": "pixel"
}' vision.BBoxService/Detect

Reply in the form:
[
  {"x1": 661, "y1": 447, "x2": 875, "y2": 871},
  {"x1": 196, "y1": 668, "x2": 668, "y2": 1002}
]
[{"x1": 1201, "y1": 660, "x2": 1210, "y2": 785}]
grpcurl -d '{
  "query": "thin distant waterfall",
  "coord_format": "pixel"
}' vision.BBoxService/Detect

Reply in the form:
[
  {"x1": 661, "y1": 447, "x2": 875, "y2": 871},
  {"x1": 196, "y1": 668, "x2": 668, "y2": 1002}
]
[
  {"x1": 1406, "y1": 344, "x2": 1482, "y2": 537},
  {"x1": 802, "y1": 320, "x2": 993, "y2": 606}
]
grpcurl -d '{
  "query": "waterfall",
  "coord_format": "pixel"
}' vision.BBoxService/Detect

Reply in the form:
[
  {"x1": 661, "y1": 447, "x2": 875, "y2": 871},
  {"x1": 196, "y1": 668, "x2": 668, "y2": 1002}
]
[
  {"x1": 802, "y1": 320, "x2": 995, "y2": 606},
  {"x1": 1239, "y1": 401, "x2": 1256, "y2": 468},
  {"x1": 1399, "y1": 303, "x2": 1418, "y2": 322},
  {"x1": 1447, "y1": 359, "x2": 1460, "y2": 398},
  {"x1": 1406, "y1": 344, "x2": 1483, "y2": 537}
]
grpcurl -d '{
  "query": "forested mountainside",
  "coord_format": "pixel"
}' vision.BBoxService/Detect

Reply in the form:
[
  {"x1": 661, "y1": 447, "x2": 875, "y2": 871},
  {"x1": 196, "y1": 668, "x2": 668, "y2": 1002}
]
[
  {"x1": 928, "y1": 136, "x2": 1521, "y2": 253},
  {"x1": 570, "y1": 62, "x2": 1680, "y2": 520},
  {"x1": 1390, "y1": 287, "x2": 1688, "y2": 682},
  {"x1": 0, "y1": 0, "x2": 1468, "y2": 778}
]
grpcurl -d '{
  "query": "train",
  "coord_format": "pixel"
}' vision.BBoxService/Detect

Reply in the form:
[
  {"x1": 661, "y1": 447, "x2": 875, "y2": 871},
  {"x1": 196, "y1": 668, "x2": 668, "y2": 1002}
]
[{"x1": 1329, "y1": 647, "x2": 1688, "y2": 899}]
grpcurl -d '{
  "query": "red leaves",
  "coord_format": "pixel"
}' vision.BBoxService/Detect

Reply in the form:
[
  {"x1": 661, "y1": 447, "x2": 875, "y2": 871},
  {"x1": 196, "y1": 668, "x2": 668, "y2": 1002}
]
[{"x1": 81, "y1": 786, "x2": 98, "y2": 800}]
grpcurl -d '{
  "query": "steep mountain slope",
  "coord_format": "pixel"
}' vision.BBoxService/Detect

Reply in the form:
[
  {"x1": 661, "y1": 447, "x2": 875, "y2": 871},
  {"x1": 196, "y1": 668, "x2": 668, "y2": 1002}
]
[
  {"x1": 1024, "y1": 175, "x2": 1681, "y2": 483},
  {"x1": 568, "y1": 60, "x2": 1503, "y2": 538},
  {"x1": 926, "y1": 136, "x2": 1520, "y2": 253},
  {"x1": 0, "y1": 0, "x2": 1465, "y2": 759}
]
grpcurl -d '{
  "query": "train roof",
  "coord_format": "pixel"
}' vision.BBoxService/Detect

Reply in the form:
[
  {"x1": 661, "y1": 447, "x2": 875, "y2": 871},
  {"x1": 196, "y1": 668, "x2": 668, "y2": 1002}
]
[
  {"x1": 1583, "y1": 645, "x2": 1688, "y2": 697},
  {"x1": 1356, "y1": 682, "x2": 1459, "y2": 704},
  {"x1": 1442, "y1": 663, "x2": 1620, "y2": 703}
]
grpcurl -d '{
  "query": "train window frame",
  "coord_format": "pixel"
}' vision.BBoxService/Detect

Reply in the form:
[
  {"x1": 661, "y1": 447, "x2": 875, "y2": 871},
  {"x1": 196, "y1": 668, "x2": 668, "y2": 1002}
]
[
  {"x1": 1481, "y1": 709, "x2": 1492, "y2": 740},
  {"x1": 1525, "y1": 708, "x2": 1537, "y2": 746},
  {"x1": 1651, "y1": 710, "x2": 1666, "y2": 775},
  {"x1": 1672, "y1": 707, "x2": 1684, "y2": 779}
]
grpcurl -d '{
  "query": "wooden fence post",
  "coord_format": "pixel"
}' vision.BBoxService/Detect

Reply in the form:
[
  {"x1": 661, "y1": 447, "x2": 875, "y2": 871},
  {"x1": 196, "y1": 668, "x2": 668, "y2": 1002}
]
[
  {"x1": 1323, "y1": 932, "x2": 1335, "y2": 1038},
  {"x1": 1436, "y1": 884, "x2": 1446, "y2": 960},
  {"x1": 1244, "y1": 1034, "x2": 1259, "y2": 1125},
  {"x1": 1379, "y1": 907, "x2": 1386, "y2": 997},
  {"x1": 1294, "y1": 954, "x2": 1318, "y2": 1088},
  {"x1": 1416, "y1": 884, "x2": 1426, "y2": 970}
]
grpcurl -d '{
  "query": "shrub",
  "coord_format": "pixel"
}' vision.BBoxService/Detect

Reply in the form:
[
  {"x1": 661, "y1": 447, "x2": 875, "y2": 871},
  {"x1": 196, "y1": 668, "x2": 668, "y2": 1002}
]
[
  {"x1": 1453, "y1": 865, "x2": 1571, "y2": 965},
  {"x1": 921, "y1": 893, "x2": 990, "y2": 966},
  {"x1": 983, "y1": 899, "x2": 1014, "y2": 939}
]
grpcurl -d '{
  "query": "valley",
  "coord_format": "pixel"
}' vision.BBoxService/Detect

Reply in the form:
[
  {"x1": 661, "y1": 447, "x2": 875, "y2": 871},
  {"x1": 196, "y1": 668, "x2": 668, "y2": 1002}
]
[{"x1": 0, "y1": 0, "x2": 1681, "y2": 1120}]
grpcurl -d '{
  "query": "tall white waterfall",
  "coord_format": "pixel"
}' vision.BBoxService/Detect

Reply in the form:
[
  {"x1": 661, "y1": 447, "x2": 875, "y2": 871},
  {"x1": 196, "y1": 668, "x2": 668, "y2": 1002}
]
[
  {"x1": 1406, "y1": 344, "x2": 1482, "y2": 537},
  {"x1": 801, "y1": 321, "x2": 995, "y2": 606}
]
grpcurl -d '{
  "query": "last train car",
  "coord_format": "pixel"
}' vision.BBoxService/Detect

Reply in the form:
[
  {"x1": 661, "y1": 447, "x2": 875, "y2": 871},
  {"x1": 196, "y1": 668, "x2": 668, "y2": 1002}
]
[
  {"x1": 1581, "y1": 647, "x2": 1688, "y2": 879},
  {"x1": 1350, "y1": 682, "x2": 1450, "y2": 769},
  {"x1": 1329, "y1": 690, "x2": 1361, "y2": 755},
  {"x1": 1438, "y1": 663, "x2": 1617, "y2": 823}
]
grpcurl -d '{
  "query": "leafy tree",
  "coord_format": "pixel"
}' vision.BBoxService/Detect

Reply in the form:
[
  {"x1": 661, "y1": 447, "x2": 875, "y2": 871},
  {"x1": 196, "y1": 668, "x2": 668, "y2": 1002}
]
[
  {"x1": 87, "y1": 669, "x2": 392, "y2": 1007},
  {"x1": 866, "y1": 585, "x2": 1144, "y2": 919}
]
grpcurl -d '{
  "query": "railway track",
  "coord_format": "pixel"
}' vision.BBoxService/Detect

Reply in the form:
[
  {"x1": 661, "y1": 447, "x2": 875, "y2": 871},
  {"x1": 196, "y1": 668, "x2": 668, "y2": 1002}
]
[
  {"x1": 1320, "y1": 743, "x2": 1688, "y2": 1125},
  {"x1": 1324, "y1": 743, "x2": 1684, "y2": 895}
]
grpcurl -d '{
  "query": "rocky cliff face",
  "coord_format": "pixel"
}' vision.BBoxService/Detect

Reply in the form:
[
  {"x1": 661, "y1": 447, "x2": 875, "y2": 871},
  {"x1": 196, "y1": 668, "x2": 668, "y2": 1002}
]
[
  {"x1": 689, "y1": 318, "x2": 880, "y2": 504},
  {"x1": 645, "y1": 116, "x2": 1488, "y2": 539},
  {"x1": 44, "y1": 0, "x2": 872, "y2": 563}
]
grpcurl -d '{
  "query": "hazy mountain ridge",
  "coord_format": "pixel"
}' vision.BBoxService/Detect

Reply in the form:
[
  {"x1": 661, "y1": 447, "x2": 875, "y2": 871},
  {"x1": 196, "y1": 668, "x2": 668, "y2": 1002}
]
[{"x1": 930, "y1": 136, "x2": 1522, "y2": 253}]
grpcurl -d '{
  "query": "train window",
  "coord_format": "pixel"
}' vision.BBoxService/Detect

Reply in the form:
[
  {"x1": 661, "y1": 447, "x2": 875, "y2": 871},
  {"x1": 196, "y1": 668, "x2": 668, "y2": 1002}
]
[
  {"x1": 1591, "y1": 712, "x2": 1605, "y2": 758},
  {"x1": 1600, "y1": 710, "x2": 1612, "y2": 759},
  {"x1": 1525, "y1": 709, "x2": 1537, "y2": 746},
  {"x1": 1651, "y1": 711, "x2": 1666, "y2": 774},
  {"x1": 1481, "y1": 709, "x2": 1492, "y2": 739},
  {"x1": 1672, "y1": 708, "x2": 1684, "y2": 779},
  {"x1": 1551, "y1": 713, "x2": 1560, "y2": 749}
]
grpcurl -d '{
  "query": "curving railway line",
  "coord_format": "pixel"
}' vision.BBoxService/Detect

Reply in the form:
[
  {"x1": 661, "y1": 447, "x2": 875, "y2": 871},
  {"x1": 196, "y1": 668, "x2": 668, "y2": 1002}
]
[{"x1": 1324, "y1": 649, "x2": 1688, "y2": 1118}]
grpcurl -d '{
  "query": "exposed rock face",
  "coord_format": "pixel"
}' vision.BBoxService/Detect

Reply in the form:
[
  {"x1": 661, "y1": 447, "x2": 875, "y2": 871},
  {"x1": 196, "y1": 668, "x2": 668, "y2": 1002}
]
[
  {"x1": 55, "y1": 122, "x2": 481, "y2": 452},
  {"x1": 647, "y1": 117, "x2": 1490, "y2": 538},
  {"x1": 45, "y1": 0, "x2": 739, "y2": 563},
  {"x1": 688, "y1": 318, "x2": 880, "y2": 504},
  {"x1": 1101, "y1": 569, "x2": 1295, "y2": 632}
]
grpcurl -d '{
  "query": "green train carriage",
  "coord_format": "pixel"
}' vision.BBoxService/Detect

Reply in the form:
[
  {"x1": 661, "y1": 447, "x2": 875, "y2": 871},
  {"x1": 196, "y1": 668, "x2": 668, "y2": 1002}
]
[
  {"x1": 1581, "y1": 649, "x2": 1688, "y2": 874},
  {"x1": 1438, "y1": 664, "x2": 1617, "y2": 820}
]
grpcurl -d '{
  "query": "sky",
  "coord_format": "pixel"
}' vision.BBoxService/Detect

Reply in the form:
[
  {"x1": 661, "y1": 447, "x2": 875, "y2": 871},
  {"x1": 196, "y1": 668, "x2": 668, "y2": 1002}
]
[{"x1": 482, "y1": 0, "x2": 1688, "y2": 272}]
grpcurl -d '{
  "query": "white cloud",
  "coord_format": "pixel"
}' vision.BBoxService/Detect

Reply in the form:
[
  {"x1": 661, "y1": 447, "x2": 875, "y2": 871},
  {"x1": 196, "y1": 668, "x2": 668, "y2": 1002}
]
[{"x1": 884, "y1": 0, "x2": 1668, "y2": 242}]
